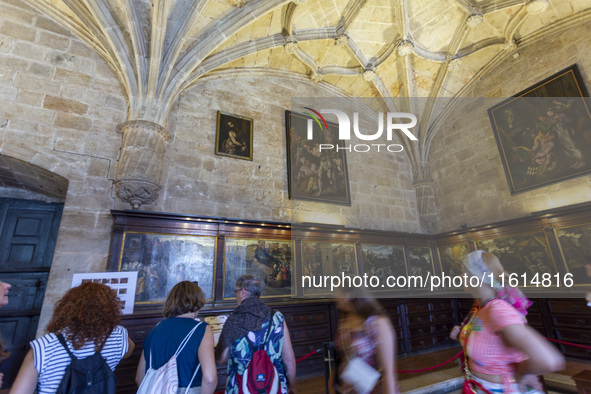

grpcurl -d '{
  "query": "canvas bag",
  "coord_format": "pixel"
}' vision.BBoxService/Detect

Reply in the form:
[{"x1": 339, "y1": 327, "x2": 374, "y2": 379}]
[
  {"x1": 137, "y1": 322, "x2": 203, "y2": 394},
  {"x1": 241, "y1": 312, "x2": 279, "y2": 394},
  {"x1": 55, "y1": 333, "x2": 117, "y2": 394}
]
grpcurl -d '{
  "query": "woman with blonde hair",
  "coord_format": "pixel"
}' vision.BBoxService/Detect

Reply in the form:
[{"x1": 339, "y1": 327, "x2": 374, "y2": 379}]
[
  {"x1": 329, "y1": 286, "x2": 398, "y2": 394},
  {"x1": 451, "y1": 250, "x2": 564, "y2": 393}
]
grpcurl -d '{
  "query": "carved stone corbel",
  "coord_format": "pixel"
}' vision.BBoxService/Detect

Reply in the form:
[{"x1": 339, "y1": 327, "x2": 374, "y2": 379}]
[{"x1": 114, "y1": 120, "x2": 171, "y2": 209}]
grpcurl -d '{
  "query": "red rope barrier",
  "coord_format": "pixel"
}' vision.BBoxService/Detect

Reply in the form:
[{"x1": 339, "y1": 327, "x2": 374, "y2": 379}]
[
  {"x1": 547, "y1": 337, "x2": 591, "y2": 350},
  {"x1": 396, "y1": 350, "x2": 463, "y2": 374},
  {"x1": 296, "y1": 348, "x2": 322, "y2": 363}
]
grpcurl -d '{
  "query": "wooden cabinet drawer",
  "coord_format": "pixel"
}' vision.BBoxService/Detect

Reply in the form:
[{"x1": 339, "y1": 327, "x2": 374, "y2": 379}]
[
  {"x1": 382, "y1": 304, "x2": 401, "y2": 318},
  {"x1": 296, "y1": 354, "x2": 325, "y2": 377},
  {"x1": 554, "y1": 328, "x2": 591, "y2": 345},
  {"x1": 406, "y1": 312, "x2": 432, "y2": 327},
  {"x1": 410, "y1": 326, "x2": 431, "y2": 337},
  {"x1": 547, "y1": 300, "x2": 591, "y2": 316},
  {"x1": 431, "y1": 311, "x2": 453, "y2": 323},
  {"x1": 431, "y1": 322, "x2": 453, "y2": 335},
  {"x1": 526, "y1": 313, "x2": 543, "y2": 326},
  {"x1": 409, "y1": 332, "x2": 454, "y2": 352},
  {"x1": 432, "y1": 333, "x2": 454, "y2": 348},
  {"x1": 284, "y1": 310, "x2": 330, "y2": 326},
  {"x1": 289, "y1": 325, "x2": 331, "y2": 342},
  {"x1": 457, "y1": 299, "x2": 475, "y2": 310},
  {"x1": 430, "y1": 300, "x2": 454, "y2": 312},
  {"x1": 405, "y1": 301, "x2": 431, "y2": 314},
  {"x1": 409, "y1": 335, "x2": 434, "y2": 351},
  {"x1": 406, "y1": 311, "x2": 453, "y2": 327},
  {"x1": 551, "y1": 315, "x2": 590, "y2": 328},
  {"x1": 556, "y1": 343, "x2": 591, "y2": 360}
]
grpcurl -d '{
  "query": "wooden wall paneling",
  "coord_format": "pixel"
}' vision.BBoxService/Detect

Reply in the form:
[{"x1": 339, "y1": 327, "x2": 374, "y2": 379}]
[
  {"x1": 355, "y1": 241, "x2": 364, "y2": 276},
  {"x1": 107, "y1": 204, "x2": 591, "y2": 382},
  {"x1": 540, "y1": 219, "x2": 569, "y2": 277},
  {"x1": 293, "y1": 239, "x2": 303, "y2": 298},
  {"x1": 214, "y1": 235, "x2": 225, "y2": 305}
]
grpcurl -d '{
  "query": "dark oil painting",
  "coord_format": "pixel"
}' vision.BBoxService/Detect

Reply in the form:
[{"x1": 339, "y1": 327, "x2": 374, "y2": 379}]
[
  {"x1": 488, "y1": 64, "x2": 591, "y2": 194},
  {"x1": 476, "y1": 232, "x2": 557, "y2": 283},
  {"x1": 118, "y1": 232, "x2": 215, "y2": 304},
  {"x1": 223, "y1": 238, "x2": 293, "y2": 299},
  {"x1": 285, "y1": 110, "x2": 351, "y2": 205},
  {"x1": 360, "y1": 244, "x2": 407, "y2": 289},
  {"x1": 215, "y1": 110, "x2": 253, "y2": 160},
  {"x1": 555, "y1": 223, "x2": 591, "y2": 286}
]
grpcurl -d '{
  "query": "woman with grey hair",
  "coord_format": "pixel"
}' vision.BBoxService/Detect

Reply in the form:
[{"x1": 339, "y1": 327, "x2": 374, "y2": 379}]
[{"x1": 215, "y1": 275, "x2": 297, "y2": 394}]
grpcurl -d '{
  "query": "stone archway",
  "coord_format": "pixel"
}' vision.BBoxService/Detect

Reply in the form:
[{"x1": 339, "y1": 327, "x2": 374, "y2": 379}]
[{"x1": 0, "y1": 154, "x2": 68, "y2": 202}]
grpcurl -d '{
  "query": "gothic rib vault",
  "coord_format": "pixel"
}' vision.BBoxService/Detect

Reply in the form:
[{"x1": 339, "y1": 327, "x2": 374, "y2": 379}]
[{"x1": 27, "y1": 0, "x2": 591, "y2": 222}]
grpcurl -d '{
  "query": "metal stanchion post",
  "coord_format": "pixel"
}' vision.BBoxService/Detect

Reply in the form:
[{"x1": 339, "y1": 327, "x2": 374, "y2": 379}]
[{"x1": 323, "y1": 341, "x2": 335, "y2": 393}]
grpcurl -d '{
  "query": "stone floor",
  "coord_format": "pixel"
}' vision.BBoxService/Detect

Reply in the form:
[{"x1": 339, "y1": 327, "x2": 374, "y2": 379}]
[{"x1": 295, "y1": 347, "x2": 585, "y2": 393}]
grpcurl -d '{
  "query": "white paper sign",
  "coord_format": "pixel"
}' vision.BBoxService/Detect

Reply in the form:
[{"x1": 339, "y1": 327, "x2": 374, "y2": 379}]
[
  {"x1": 203, "y1": 315, "x2": 228, "y2": 345},
  {"x1": 71, "y1": 272, "x2": 138, "y2": 315}
]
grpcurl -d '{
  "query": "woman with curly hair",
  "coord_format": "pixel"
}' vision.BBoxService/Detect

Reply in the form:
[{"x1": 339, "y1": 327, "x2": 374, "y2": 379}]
[{"x1": 10, "y1": 282, "x2": 135, "y2": 393}]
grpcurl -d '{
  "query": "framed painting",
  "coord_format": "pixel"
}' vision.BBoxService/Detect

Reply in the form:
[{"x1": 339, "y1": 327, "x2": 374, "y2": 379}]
[
  {"x1": 360, "y1": 244, "x2": 407, "y2": 290},
  {"x1": 301, "y1": 241, "x2": 357, "y2": 296},
  {"x1": 475, "y1": 232, "x2": 557, "y2": 283},
  {"x1": 215, "y1": 110, "x2": 253, "y2": 160},
  {"x1": 555, "y1": 223, "x2": 591, "y2": 286},
  {"x1": 407, "y1": 246, "x2": 435, "y2": 291},
  {"x1": 437, "y1": 243, "x2": 470, "y2": 277},
  {"x1": 117, "y1": 232, "x2": 216, "y2": 304},
  {"x1": 488, "y1": 64, "x2": 591, "y2": 194},
  {"x1": 223, "y1": 238, "x2": 293, "y2": 299},
  {"x1": 285, "y1": 110, "x2": 351, "y2": 205}
]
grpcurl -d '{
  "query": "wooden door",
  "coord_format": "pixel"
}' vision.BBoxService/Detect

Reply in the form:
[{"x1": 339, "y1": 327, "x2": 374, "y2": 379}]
[{"x1": 0, "y1": 198, "x2": 63, "y2": 387}]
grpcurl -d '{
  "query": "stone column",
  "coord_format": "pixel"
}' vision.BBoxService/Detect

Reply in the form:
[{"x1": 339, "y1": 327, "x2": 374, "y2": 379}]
[
  {"x1": 413, "y1": 163, "x2": 438, "y2": 233},
  {"x1": 114, "y1": 120, "x2": 171, "y2": 209}
]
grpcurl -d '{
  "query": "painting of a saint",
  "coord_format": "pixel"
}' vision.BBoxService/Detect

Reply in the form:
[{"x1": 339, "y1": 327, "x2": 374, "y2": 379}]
[{"x1": 215, "y1": 111, "x2": 253, "y2": 160}]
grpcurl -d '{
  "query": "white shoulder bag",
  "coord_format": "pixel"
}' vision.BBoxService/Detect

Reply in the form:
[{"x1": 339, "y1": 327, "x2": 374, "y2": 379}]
[{"x1": 137, "y1": 322, "x2": 203, "y2": 394}]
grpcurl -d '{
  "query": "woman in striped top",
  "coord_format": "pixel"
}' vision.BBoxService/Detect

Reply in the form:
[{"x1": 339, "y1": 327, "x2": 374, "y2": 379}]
[{"x1": 10, "y1": 282, "x2": 135, "y2": 393}]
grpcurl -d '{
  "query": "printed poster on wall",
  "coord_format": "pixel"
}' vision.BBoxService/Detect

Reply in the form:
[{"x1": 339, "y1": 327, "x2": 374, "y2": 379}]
[{"x1": 71, "y1": 271, "x2": 138, "y2": 315}]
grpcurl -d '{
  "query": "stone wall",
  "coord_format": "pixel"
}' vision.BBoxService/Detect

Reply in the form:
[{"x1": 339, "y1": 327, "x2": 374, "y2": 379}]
[
  {"x1": 429, "y1": 18, "x2": 591, "y2": 233},
  {"x1": 141, "y1": 84, "x2": 420, "y2": 232},
  {"x1": 0, "y1": 0, "x2": 126, "y2": 331},
  {"x1": 0, "y1": 0, "x2": 420, "y2": 331}
]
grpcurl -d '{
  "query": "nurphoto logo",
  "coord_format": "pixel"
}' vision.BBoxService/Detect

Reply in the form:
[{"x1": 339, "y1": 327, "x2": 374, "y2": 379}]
[{"x1": 304, "y1": 107, "x2": 418, "y2": 153}]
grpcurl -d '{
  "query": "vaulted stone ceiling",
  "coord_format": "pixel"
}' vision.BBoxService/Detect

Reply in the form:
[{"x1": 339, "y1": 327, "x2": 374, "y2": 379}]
[
  {"x1": 28, "y1": 0, "x2": 590, "y2": 213},
  {"x1": 30, "y1": 0, "x2": 589, "y2": 152}
]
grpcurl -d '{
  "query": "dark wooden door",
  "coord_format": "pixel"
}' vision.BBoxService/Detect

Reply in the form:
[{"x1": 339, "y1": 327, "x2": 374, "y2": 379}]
[{"x1": 0, "y1": 198, "x2": 63, "y2": 387}]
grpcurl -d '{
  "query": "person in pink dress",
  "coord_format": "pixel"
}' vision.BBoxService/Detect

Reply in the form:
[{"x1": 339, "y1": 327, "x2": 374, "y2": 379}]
[{"x1": 450, "y1": 250, "x2": 564, "y2": 393}]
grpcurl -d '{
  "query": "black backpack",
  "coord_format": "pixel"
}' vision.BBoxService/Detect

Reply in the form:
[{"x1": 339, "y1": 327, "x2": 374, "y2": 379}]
[{"x1": 55, "y1": 333, "x2": 117, "y2": 394}]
